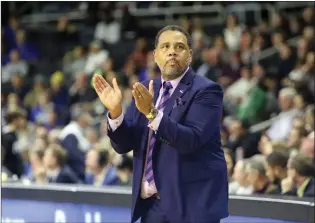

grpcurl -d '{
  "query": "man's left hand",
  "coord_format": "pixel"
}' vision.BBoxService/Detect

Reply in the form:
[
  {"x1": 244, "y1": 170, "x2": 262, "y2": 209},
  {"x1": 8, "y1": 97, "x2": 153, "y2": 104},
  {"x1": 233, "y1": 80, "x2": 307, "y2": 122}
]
[{"x1": 132, "y1": 81, "x2": 154, "y2": 115}]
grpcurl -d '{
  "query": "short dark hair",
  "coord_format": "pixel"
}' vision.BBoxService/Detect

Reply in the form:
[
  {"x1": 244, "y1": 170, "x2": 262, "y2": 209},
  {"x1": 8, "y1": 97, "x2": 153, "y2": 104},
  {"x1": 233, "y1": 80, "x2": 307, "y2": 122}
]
[
  {"x1": 155, "y1": 25, "x2": 192, "y2": 49},
  {"x1": 289, "y1": 153, "x2": 315, "y2": 177},
  {"x1": 266, "y1": 151, "x2": 289, "y2": 169}
]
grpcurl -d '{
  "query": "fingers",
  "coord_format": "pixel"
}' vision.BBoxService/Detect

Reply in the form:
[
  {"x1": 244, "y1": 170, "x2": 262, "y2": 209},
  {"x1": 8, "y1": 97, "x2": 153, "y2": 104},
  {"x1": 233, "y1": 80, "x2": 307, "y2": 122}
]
[
  {"x1": 149, "y1": 80, "x2": 154, "y2": 97},
  {"x1": 93, "y1": 74, "x2": 111, "y2": 95},
  {"x1": 112, "y1": 78, "x2": 120, "y2": 92}
]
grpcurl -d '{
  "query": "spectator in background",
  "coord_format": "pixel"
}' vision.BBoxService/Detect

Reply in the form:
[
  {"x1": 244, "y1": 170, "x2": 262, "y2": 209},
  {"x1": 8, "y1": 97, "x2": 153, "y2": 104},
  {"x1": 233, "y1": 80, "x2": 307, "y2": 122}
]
[
  {"x1": 267, "y1": 87, "x2": 301, "y2": 140},
  {"x1": 301, "y1": 7, "x2": 314, "y2": 28},
  {"x1": 43, "y1": 144, "x2": 80, "y2": 184},
  {"x1": 24, "y1": 147, "x2": 45, "y2": 181},
  {"x1": 3, "y1": 73, "x2": 29, "y2": 102},
  {"x1": 2, "y1": 110, "x2": 26, "y2": 178},
  {"x1": 94, "y1": 8, "x2": 121, "y2": 44},
  {"x1": 9, "y1": 29, "x2": 39, "y2": 63},
  {"x1": 120, "y1": 4, "x2": 139, "y2": 40},
  {"x1": 85, "y1": 148, "x2": 119, "y2": 186},
  {"x1": 226, "y1": 119, "x2": 260, "y2": 159},
  {"x1": 3, "y1": 14, "x2": 23, "y2": 49},
  {"x1": 84, "y1": 40, "x2": 109, "y2": 75},
  {"x1": 2, "y1": 50, "x2": 28, "y2": 83},
  {"x1": 116, "y1": 155, "x2": 133, "y2": 186},
  {"x1": 129, "y1": 38, "x2": 148, "y2": 72},
  {"x1": 63, "y1": 46, "x2": 87, "y2": 80},
  {"x1": 229, "y1": 159, "x2": 253, "y2": 195},
  {"x1": 282, "y1": 153, "x2": 315, "y2": 197},
  {"x1": 69, "y1": 72, "x2": 97, "y2": 105},
  {"x1": 299, "y1": 132, "x2": 315, "y2": 159},
  {"x1": 265, "y1": 151, "x2": 289, "y2": 193},
  {"x1": 30, "y1": 91, "x2": 55, "y2": 125},
  {"x1": 49, "y1": 71, "x2": 69, "y2": 109},
  {"x1": 24, "y1": 75, "x2": 47, "y2": 108},
  {"x1": 246, "y1": 155, "x2": 278, "y2": 194},
  {"x1": 59, "y1": 113, "x2": 93, "y2": 180},
  {"x1": 237, "y1": 75, "x2": 268, "y2": 125},
  {"x1": 224, "y1": 15, "x2": 242, "y2": 52}
]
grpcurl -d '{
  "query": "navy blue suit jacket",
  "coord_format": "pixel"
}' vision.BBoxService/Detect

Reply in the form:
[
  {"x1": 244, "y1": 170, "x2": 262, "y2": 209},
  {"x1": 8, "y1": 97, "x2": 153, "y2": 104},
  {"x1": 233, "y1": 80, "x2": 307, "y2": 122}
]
[{"x1": 108, "y1": 68, "x2": 229, "y2": 223}]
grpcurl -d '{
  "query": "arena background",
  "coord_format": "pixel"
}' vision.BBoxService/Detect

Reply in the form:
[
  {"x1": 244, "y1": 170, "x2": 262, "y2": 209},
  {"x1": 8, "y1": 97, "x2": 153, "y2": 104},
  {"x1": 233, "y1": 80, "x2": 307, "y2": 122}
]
[{"x1": 1, "y1": 1, "x2": 314, "y2": 223}]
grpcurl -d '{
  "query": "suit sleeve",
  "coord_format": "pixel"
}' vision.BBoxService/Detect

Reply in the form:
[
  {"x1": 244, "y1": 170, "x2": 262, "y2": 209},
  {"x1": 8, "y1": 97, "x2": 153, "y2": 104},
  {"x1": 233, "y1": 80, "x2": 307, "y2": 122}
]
[
  {"x1": 107, "y1": 100, "x2": 141, "y2": 154},
  {"x1": 156, "y1": 83, "x2": 223, "y2": 155}
]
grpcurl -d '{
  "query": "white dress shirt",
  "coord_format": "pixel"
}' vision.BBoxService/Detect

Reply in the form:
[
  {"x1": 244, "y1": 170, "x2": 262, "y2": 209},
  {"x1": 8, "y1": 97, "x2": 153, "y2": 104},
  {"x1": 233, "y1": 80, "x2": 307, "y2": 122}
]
[{"x1": 108, "y1": 67, "x2": 189, "y2": 198}]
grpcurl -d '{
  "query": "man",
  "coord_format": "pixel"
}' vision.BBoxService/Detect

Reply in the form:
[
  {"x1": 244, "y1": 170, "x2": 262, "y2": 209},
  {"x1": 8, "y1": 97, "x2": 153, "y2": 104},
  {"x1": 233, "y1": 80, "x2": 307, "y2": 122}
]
[
  {"x1": 266, "y1": 87, "x2": 301, "y2": 141},
  {"x1": 246, "y1": 155, "x2": 277, "y2": 194},
  {"x1": 93, "y1": 25, "x2": 228, "y2": 223},
  {"x1": 59, "y1": 112, "x2": 93, "y2": 181},
  {"x1": 43, "y1": 144, "x2": 80, "y2": 184},
  {"x1": 264, "y1": 151, "x2": 289, "y2": 193},
  {"x1": 281, "y1": 153, "x2": 315, "y2": 197},
  {"x1": 2, "y1": 110, "x2": 26, "y2": 178},
  {"x1": 229, "y1": 159, "x2": 253, "y2": 195},
  {"x1": 85, "y1": 148, "x2": 119, "y2": 186}
]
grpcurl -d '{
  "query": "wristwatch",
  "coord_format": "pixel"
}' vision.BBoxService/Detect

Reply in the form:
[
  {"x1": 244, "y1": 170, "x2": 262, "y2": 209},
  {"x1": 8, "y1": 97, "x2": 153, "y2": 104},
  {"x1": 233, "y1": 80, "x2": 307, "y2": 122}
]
[{"x1": 146, "y1": 107, "x2": 158, "y2": 121}]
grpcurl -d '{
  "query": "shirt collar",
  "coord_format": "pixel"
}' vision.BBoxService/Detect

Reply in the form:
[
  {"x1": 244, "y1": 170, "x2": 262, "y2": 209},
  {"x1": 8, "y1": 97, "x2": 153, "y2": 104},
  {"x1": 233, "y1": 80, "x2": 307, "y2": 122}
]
[{"x1": 161, "y1": 66, "x2": 189, "y2": 90}]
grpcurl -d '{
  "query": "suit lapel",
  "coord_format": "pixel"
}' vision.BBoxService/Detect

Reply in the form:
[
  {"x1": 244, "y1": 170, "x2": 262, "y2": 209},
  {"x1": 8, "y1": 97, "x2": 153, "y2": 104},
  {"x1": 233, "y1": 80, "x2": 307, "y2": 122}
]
[
  {"x1": 153, "y1": 77, "x2": 162, "y2": 105},
  {"x1": 163, "y1": 68, "x2": 195, "y2": 116}
]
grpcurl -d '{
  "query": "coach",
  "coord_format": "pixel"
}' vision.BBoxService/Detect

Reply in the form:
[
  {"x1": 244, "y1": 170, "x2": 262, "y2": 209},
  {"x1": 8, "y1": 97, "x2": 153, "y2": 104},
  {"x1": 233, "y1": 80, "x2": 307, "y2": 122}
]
[{"x1": 93, "y1": 25, "x2": 229, "y2": 223}]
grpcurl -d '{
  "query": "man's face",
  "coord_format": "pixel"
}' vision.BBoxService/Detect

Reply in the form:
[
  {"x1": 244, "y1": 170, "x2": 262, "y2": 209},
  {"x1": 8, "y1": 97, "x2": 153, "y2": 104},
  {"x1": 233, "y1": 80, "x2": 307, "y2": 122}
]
[
  {"x1": 264, "y1": 162, "x2": 276, "y2": 182},
  {"x1": 153, "y1": 30, "x2": 192, "y2": 80}
]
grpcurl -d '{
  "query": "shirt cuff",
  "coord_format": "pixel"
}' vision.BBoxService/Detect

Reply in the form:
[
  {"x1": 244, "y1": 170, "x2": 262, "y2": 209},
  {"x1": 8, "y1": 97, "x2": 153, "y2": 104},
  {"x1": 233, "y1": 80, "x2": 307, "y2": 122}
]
[
  {"x1": 107, "y1": 111, "x2": 124, "y2": 132},
  {"x1": 148, "y1": 110, "x2": 163, "y2": 132}
]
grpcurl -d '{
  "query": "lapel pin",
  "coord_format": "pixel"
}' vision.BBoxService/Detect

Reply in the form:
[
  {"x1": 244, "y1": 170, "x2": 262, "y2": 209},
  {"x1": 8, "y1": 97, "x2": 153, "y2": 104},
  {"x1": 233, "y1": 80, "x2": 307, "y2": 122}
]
[{"x1": 180, "y1": 90, "x2": 183, "y2": 93}]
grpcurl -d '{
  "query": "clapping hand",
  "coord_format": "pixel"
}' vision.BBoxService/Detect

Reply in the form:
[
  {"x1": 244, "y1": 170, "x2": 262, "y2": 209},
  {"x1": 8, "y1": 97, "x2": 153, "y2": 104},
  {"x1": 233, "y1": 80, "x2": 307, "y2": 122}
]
[
  {"x1": 132, "y1": 80, "x2": 154, "y2": 115},
  {"x1": 93, "y1": 74, "x2": 123, "y2": 119}
]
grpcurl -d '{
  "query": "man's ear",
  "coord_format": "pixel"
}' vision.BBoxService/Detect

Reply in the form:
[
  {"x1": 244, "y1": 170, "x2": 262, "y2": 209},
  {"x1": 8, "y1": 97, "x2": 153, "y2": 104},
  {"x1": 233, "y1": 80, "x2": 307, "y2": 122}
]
[
  {"x1": 188, "y1": 49, "x2": 193, "y2": 64},
  {"x1": 153, "y1": 50, "x2": 157, "y2": 63}
]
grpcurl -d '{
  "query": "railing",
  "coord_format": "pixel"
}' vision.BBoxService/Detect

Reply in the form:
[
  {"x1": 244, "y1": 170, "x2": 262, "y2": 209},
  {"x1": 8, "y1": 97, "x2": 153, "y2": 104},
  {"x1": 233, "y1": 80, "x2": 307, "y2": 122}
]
[{"x1": 19, "y1": 2, "x2": 312, "y2": 26}]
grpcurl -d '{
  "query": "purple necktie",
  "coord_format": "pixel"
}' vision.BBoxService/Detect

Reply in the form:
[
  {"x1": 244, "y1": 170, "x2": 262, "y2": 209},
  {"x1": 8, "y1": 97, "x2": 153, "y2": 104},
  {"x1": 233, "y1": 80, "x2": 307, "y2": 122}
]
[{"x1": 145, "y1": 81, "x2": 173, "y2": 185}]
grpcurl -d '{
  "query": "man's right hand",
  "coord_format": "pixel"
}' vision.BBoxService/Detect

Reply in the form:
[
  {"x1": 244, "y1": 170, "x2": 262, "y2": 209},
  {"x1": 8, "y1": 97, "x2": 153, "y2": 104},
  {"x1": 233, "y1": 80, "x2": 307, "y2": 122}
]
[{"x1": 93, "y1": 74, "x2": 122, "y2": 119}]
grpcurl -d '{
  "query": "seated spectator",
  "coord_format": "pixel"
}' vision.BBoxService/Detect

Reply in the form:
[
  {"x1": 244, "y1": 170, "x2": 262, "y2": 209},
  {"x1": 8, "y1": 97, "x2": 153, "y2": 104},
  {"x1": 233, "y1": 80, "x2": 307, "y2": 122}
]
[
  {"x1": 299, "y1": 132, "x2": 314, "y2": 159},
  {"x1": 24, "y1": 75, "x2": 47, "y2": 109},
  {"x1": 267, "y1": 87, "x2": 301, "y2": 140},
  {"x1": 229, "y1": 159, "x2": 253, "y2": 195},
  {"x1": 116, "y1": 155, "x2": 133, "y2": 186},
  {"x1": 7, "y1": 29, "x2": 39, "y2": 63},
  {"x1": 69, "y1": 72, "x2": 97, "y2": 105},
  {"x1": 85, "y1": 148, "x2": 119, "y2": 186},
  {"x1": 281, "y1": 153, "x2": 315, "y2": 197},
  {"x1": 84, "y1": 40, "x2": 109, "y2": 75},
  {"x1": 94, "y1": 8, "x2": 121, "y2": 44},
  {"x1": 226, "y1": 119, "x2": 260, "y2": 159},
  {"x1": 49, "y1": 71, "x2": 69, "y2": 109},
  {"x1": 246, "y1": 155, "x2": 278, "y2": 194},
  {"x1": 43, "y1": 144, "x2": 80, "y2": 184},
  {"x1": 63, "y1": 46, "x2": 86, "y2": 80},
  {"x1": 129, "y1": 38, "x2": 148, "y2": 72},
  {"x1": 223, "y1": 15, "x2": 242, "y2": 52},
  {"x1": 265, "y1": 151, "x2": 289, "y2": 193},
  {"x1": 2, "y1": 110, "x2": 26, "y2": 178},
  {"x1": 24, "y1": 147, "x2": 45, "y2": 181},
  {"x1": 30, "y1": 91, "x2": 55, "y2": 125},
  {"x1": 237, "y1": 70, "x2": 269, "y2": 125},
  {"x1": 59, "y1": 113, "x2": 93, "y2": 180},
  {"x1": 3, "y1": 14, "x2": 23, "y2": 49},
  {"x1": 2, "y1": 50, "x2": 28, "y2": 83}
]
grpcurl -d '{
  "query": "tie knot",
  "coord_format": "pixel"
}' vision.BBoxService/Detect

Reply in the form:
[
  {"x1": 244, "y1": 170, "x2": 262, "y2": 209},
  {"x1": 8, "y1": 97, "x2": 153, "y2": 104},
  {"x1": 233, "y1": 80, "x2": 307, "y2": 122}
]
[{"x1": 163, "y1": 81, "x2": 172, "y2": 90}]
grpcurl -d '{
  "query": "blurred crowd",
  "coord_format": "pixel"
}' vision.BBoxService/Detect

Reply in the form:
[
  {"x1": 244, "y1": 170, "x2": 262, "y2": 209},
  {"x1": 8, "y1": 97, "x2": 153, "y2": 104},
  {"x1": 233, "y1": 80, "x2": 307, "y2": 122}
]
[{"x1": 1, "y1": 3, "x2": 314, "y2": 197}]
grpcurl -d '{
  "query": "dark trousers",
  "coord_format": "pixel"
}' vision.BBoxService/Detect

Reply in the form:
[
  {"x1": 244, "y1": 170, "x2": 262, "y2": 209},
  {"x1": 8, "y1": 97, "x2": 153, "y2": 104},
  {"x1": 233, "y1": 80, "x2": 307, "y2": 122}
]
[
  {"x1": 141, "y1": 196, "x2": 169, "y2": 223},
  {"x1": 140, "y1": 196, "x2": 221, "y2": 223}
]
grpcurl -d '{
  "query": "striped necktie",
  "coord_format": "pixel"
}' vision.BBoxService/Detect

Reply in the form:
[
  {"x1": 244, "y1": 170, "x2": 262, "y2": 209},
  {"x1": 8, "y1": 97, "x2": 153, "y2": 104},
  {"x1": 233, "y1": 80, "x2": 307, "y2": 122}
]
[{"x1": 145, "y1": 81, "x2": 173, "y2": 185}]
